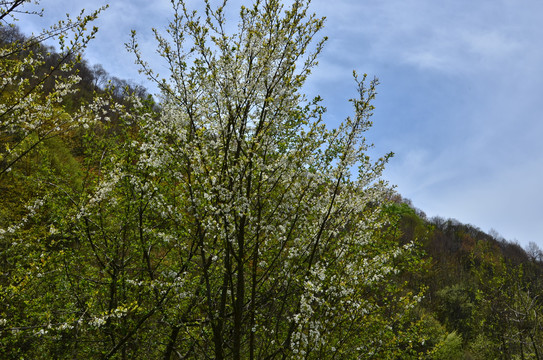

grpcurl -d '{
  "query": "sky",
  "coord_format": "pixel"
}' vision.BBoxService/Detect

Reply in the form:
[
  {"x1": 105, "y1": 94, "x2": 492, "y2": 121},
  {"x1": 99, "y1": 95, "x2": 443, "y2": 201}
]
[{"x1": 13, "y1": 0, "x2": 543, "y2": 247}]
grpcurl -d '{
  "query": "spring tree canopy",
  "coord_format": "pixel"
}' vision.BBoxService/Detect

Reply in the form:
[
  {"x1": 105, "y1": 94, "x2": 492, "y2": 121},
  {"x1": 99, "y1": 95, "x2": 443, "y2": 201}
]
[{"x1": 0, "y1": 0, "x2": 431, "y2": 358}]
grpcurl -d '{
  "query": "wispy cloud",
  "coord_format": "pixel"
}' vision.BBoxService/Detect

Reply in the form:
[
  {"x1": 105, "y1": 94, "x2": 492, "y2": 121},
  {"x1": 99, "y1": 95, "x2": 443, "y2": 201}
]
[
  {"x1": 309, "y1": 0, "x2": 543, "y2": 244},
  {"x1": 314, "y1": 0, "x2": 539, "y2": 74}
]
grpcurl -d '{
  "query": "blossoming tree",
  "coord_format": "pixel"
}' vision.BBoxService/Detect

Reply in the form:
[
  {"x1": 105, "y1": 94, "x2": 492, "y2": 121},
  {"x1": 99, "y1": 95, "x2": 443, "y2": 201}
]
[
  {"x1": 0, "y1": 0, "x2": 106, "y2": 176},
  {"x1": 1, "y1": 0, "x2": 432, "y2": 358},
  {"x1": 0, "y1": 1, "x2": 107, "y2": 357},
  {"x1": 117, "y1": 0, "x2": 428, "y2": 358}
]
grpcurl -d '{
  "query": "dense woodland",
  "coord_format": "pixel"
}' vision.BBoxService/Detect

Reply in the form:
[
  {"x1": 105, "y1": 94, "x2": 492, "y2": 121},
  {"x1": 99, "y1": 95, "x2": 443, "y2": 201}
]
[{"x1": 2, "y1": 1, "x2": 543, "y2": 359}]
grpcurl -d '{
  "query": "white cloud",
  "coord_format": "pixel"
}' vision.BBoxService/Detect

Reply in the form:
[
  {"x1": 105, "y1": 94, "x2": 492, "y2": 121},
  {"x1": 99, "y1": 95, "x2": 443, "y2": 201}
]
[{"x1": 314, "y1": 0, "x2": 540, "y2": 74}]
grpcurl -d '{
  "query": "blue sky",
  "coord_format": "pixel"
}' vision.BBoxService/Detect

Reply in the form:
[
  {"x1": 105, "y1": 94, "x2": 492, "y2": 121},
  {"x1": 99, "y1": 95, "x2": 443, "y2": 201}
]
[{"x1": 16, "y1": 0, "x2": 543, "y2": 247}]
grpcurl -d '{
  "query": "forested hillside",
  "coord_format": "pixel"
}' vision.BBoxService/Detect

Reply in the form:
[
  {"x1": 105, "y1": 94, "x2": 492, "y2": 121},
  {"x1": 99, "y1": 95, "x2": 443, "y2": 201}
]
[
  {"x1": 388, "y1": 197, "x2": 543, "y2": 358},
  {"x1": 2, "y1": 1, "x2": 543, "y2": 359}
]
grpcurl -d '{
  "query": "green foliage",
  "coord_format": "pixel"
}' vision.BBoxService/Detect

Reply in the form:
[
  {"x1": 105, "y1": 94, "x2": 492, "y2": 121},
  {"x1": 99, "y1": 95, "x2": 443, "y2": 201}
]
[
  {"x1": 434, "y1": 331, "x2": 463, "y2": 360},
  {"x1": 436, "y1": 283, "x2": 477, "y2": 341},
  {"x1": 465, "y1": 334, "x2": 501, "y2": 360}
]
